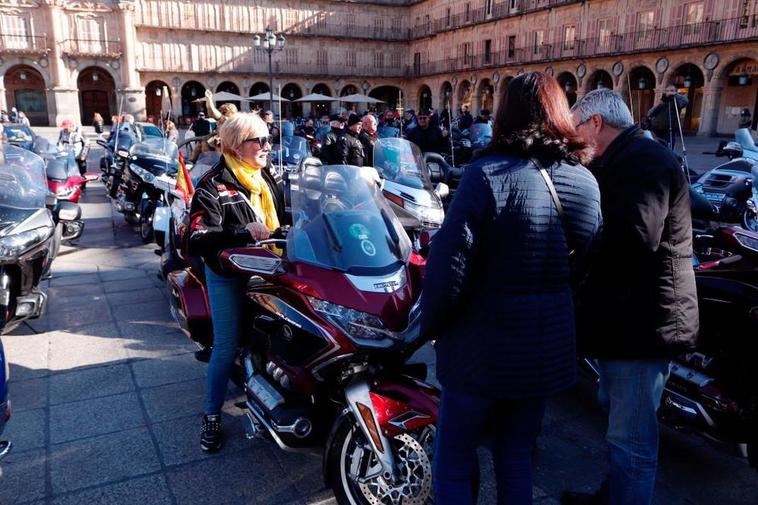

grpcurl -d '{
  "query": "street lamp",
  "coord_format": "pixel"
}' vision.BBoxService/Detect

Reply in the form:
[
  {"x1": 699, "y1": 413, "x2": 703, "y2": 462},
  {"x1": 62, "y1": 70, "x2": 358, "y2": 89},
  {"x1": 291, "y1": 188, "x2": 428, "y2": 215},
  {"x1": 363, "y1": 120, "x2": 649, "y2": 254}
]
[{"x1": 254, "y1": 27, "x2": 286, "y2": 112}]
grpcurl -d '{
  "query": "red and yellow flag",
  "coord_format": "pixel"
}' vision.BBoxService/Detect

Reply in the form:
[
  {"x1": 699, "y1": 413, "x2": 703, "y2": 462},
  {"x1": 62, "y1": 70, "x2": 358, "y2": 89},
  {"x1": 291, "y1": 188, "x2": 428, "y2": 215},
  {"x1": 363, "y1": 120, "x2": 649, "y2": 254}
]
[{"x1": 176, "y1": 151, "x2": 194, "y2": 203}]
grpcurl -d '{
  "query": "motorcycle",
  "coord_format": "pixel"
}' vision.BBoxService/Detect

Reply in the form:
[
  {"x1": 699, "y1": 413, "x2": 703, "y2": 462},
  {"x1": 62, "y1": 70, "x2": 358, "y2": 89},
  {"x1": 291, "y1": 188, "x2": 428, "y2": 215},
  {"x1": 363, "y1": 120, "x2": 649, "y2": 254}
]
[
  {"x1": 166, "y1": 159, "x2": 473, "y2": 503},
  {"x1": 0, "y1": 328, "x2": 10, "y2": 475},
  {"x1": 0, "y1": 144, "x2": 82, "y2": 335},
  {"x1": 97, "y1": 129, "x2": 138, "y2": 200},
  {"x1": 581, "y1": 192, "x2": 758, "y2": 470},
  {"x1": 31, "y1": 137, "x2": 98, "y2": 204},
  {"x1": 373, "y1": 138, "x2": 448, "y2": 247},
  {"x1": 271, "y1": 136, "x2": 309, "y2": 178},
  {"x1": 120, "y1": 138, "x2": 179, "y2": 242}
]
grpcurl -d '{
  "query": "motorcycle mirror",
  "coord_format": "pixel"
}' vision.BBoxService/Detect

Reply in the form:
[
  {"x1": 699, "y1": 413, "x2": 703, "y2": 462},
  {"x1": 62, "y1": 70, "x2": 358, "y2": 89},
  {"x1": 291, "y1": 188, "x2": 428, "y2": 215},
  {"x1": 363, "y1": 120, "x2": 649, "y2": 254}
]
[
  {"x1": 54, "y1": 201, "x2": 82, "y2": 222},
  {"x1": 434, "y1": 182, "x2": 450, "y2": 199},
  {"x1": 723, "y1": 141, "x2": 744, "y2": 160},
  {"x1": 61, "y1": 220, "x2": 85, "y2": 241}
]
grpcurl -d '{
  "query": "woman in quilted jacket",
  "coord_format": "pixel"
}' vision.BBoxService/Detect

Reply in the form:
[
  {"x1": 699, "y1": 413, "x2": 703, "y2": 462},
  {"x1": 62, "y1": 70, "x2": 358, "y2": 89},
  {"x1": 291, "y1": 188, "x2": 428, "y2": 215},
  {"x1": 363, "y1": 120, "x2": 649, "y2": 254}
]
[{"x1": 422, "y1": 72, "x2": 603, "y2": 505}]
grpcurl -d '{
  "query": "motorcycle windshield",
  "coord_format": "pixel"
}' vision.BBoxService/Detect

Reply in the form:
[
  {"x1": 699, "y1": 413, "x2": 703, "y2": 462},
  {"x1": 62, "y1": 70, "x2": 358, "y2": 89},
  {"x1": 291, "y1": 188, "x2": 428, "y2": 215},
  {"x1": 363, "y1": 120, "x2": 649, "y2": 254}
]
[
  {"x1": 287, "y1": 163, "x2": 411, "y2": 274},
  {"x1": 273, "y1": 137, "x2": 308, "y2": 166},
  {"x1": 0, "y1": 145, "x2": 48, "y2": 221},
  {"x1": 470, "y1": 123, "x2": 493, "y2": 148},
  {"x1": 373, "y1": 138, "x2": 433, "y2": 191},
  {"x1": 315, "y1": 126, "x2": 331, "y2": 141},
  {"x1": 32, "y1": 138, "x2": 77, "y2": 180},
  {"x1": 129, "y1": 138, "x2": 179, "y2": 175},
  {"x1": 377, "y1": 126, "x2": 399, "y2": 139},
  {"x1": 109, "y1": 131, "x2": 137, "y2": 153},
  {"x1": 4, "y1": 125, "x2": 33, "y2": 144}
]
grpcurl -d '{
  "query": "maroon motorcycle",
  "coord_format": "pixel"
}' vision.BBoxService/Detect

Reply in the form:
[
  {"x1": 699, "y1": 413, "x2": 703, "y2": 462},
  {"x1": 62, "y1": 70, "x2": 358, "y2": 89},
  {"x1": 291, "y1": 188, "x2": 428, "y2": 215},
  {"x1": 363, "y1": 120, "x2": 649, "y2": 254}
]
[{"x1": 167, "y1": 160, "x2": 461, "y2": 503}]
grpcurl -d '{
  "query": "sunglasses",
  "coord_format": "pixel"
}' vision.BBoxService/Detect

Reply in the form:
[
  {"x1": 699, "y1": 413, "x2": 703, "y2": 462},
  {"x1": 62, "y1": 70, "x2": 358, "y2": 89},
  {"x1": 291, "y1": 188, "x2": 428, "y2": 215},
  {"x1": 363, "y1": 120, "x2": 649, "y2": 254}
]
[
  {"x1": 243, "y1": 136, "x2": 272, "y2": 147},
  {"x1": 417, "y1": 116, "x2": 429, "y2": 120}
]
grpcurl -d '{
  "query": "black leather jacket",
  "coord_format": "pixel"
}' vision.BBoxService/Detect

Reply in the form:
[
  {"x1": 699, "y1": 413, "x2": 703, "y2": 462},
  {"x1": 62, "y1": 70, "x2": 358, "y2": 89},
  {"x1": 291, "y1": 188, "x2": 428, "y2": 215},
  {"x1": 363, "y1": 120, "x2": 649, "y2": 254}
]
[{"x1": 335, "y1": 129, "x2": 366, "y2": 166}]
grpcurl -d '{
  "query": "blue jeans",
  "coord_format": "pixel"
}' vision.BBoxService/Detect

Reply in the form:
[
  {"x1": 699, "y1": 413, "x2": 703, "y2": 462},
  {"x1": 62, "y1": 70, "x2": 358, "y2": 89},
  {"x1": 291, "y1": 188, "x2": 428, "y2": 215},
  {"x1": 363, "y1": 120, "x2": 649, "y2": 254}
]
[
  {"x1": 204, "y1": 265, "x2": 246, "y2": 416},
  {"x1": 597, "y1": 359, "x2": 671, "y2": 505},
  {"x1": 433, "y1": 388, "x2": 545, "y2": 505}
]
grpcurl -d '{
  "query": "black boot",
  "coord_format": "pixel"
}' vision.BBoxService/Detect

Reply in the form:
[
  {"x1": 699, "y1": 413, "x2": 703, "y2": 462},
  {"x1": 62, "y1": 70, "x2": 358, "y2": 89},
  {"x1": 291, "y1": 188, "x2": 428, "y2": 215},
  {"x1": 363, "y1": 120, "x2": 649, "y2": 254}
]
[{"x1": 200, "y1": 414, "x2": 223, "y2": 452}]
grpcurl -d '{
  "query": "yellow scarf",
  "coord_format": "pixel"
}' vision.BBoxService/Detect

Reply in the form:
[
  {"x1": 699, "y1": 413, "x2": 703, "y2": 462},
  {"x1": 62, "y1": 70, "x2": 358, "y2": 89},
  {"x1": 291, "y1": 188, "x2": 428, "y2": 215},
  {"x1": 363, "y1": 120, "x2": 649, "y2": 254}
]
[{"x1": 224, "y1": 154, "x2": 280, "y2": 232}]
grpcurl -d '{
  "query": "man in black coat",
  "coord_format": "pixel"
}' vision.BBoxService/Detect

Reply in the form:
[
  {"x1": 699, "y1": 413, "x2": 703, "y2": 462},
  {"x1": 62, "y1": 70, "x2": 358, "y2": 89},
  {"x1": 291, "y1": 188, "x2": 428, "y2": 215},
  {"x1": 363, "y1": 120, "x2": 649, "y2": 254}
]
[
  {"x1": 562, "y1": 90, "x2": 698, "y2": 505},
  {"x1": 334, "y1": 113, "x2": 365, "y2": 166},
  {"x1": 646, "y1": 84, "x2": 688, "y2": 150},
  {"x1": 358, "y1": 114, "x2": 378, "y2": 166},
  {"x1": 405, "y1": 108, "x2": 449, "y2": 154},
  {"x1": 318, "y1": 114, "x2": 344, "y2": 165}
]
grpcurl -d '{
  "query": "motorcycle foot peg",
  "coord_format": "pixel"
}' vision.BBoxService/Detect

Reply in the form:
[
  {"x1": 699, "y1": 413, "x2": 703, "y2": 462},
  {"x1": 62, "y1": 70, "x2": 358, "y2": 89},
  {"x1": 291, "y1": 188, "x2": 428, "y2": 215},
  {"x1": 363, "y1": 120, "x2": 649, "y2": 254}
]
[{"x1": 243, "y1": 411, "x2": 262, "y2": 440}]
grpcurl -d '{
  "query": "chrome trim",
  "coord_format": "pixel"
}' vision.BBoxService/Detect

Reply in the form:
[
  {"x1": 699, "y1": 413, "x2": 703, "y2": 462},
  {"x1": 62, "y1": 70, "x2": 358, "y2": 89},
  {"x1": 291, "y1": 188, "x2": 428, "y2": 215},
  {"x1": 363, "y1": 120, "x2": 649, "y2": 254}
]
[
  {"x1": 344, "y1": 379, "x2": 398, "y2": 481},
  {"x1": 245, "y1": 401, "x2": 317, "y2": 455},
  {"x1": 345, "y1": 266, "x2": 406, "y2": 294},
  {"x1": 312, "y1": 353, "x2": 355, "y2": 380},
  {"x1": 229, "y1": 253, "x2": 281, "y2": 275}
]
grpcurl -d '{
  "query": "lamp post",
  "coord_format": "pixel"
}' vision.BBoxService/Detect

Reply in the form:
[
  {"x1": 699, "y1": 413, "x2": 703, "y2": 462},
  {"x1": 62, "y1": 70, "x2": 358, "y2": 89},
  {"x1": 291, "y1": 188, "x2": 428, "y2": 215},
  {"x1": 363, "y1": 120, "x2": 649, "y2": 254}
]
[{"x1": 253, "y1": 27, "x2": 285, "y2": 113}]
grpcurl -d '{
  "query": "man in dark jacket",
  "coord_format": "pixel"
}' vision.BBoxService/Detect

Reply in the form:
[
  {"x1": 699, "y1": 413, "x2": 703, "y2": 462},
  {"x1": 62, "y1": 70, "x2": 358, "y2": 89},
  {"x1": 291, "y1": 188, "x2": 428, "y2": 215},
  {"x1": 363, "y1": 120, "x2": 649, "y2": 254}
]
[
  {"x1": 646, "y1": 84, "x2": 688, "y2": 150},
  {"x1": 334, "y1": 113, "x2": 365, "y2": 166},
  {"x1": 405, "y1": 108, "x2": 449, "y2": 154},
  {"x1": 358, "y1": 114, "x2": 378, "y2": 166},
  {"x1": 562, "y1": 90, "x2": 698, "y2": 505},
  {"x1": 457, "y1": 106, "x2": 473, "y2": 130},
  {"x1": 318, "y1": 114, "x2": 344, "y2": 164}
]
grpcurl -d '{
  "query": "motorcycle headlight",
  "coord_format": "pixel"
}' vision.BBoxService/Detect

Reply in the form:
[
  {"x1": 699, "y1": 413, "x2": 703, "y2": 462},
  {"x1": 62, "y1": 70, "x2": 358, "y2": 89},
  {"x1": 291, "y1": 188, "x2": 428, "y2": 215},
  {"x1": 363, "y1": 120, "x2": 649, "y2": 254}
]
[
  {"x1": 733, "y1": 231, "x2": 758, "y2": 253},
  {"x1": 130, "y1": 165, "x2": 155, "y2": 184},
  {"x1": 307, "y1": 296, "x2": 401, "y2": 346},
  {"x1": 0, "y1": 227, "x2": 53, "y2": 260},
  {"x1": 461, "y1": 139, "x2": 472, "y2": 148},
  {"x1": 117, "y1": 149, "x2": 130, "y2": 158},
  {"x1": 404, "y1": 200, "x2": 444, "y2": 226}
]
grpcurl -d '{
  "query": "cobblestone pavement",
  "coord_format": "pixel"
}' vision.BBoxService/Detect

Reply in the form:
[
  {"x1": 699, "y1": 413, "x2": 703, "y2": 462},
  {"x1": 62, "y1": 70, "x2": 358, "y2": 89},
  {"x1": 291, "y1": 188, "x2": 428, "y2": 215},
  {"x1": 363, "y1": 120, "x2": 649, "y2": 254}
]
[{"x1": 0, "y1": 136, "x2": 755, "y2": 504}]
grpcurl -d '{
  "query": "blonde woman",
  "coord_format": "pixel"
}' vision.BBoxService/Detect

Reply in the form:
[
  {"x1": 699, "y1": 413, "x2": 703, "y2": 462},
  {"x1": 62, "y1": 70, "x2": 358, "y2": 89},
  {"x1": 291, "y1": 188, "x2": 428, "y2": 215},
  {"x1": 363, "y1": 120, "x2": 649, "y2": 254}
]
[{"x1": 187, "y1": 113, "x2": 284, "y2": 452}]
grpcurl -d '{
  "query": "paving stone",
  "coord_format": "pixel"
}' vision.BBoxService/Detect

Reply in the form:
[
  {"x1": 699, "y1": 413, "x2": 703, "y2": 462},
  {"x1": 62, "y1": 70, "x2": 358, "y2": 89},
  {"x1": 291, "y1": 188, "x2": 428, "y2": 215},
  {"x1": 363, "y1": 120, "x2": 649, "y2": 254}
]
[
  {"x1": 4, "y1": 334, "x2": 49, "y2": 380},
  {"x1": 48, "y1": 332, "x2": 128, "y2": 371},
  {"x1": 49, "y1": 272, "x2": 101, "y2": 288},
  {"x1": 46, "y1": 291, "x2": 108, "y2": 314},
  {"x1": 105, "y1": 287, "x2": 165, "y2": 307},
  {"x1": 47, "y1": 283, "x2": 105, "y2": 301},
  {"x1": 46, "y1": 305, "x2": 114, "y2": 331},
  {"x1": 116, "y1": 320, "x2": 181, "y2": 340},
  {"x1": 150, "y1": 412, "x2": 250, "y2": 467},
  {"x1": 49, "y1": 473, "x2": 174, "y2": 505},
  {"x1": 1, "y1": 408, "x2": 46, "y2": 452},
  {"x1": 99, "y1": 267, "x2": 150, "y2": 282},
  {"x1": 49, "y1": 363, "x2": 134, "y2": 405},
  {"x1": 50, "y1": 261, "x2": 99, "y2": 277},
  {"x1": 49, "y1": 427, "x2": 160, "y2": 494},
  {"x1": 111, "y1": 299, "x2": 173, "y2": 323},
  {"x1": 131, "y1": 352, "x2": 206, "y2": 389},
  {"x1": 59, "y1": 321, "x2": 122, "y2": 340},
  {"x1": 102, "y1": 276, "x2": 158, "y2": 294},
  {"x1": 166, "y1": 447, "x2": 301, "y2": 505},
  {"x1": 123, "y1": 331, "x2": 193, "y2": 360},
  {"x1": 0, "y1": 449, "x2": 46, "y2": 504},
  {"x1": 140, "y1": 378, "x2": 206, "y2": 423},
  {"x1": 9, "y1": 376, "x2": 48, "y2": 411},
  {"x1": 270, "y1": 447, "x2": 327, "y2": 497},
  {"x1": 50, "y1": 392, "x2": 145, "y2": 444}
]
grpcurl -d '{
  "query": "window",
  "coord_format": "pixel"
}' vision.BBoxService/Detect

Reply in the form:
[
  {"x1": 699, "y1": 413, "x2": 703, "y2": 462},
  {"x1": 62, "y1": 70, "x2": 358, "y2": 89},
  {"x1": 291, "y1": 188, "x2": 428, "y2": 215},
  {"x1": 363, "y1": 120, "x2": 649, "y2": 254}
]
[
  {"x1": 413, "y1": 52, "x2": 421, "y2": 74},
  {"x1": 465, "y1": 3, "x2": 471, "y2": 22},
  {"x1": 510, "y1": 0, "x2": 518, "y2": 10},
  {"x1": 374, "y1": 17, "x2": 384, "y2": 37},
  {"x1": 346, "y1": 51, "x2": 356, "y2": 67},
  {"x1": 533, "y1": 30, "x2": 544, "y2": 55},
  {"x1": 563, "y1": 25, "x2": 576, "y2": 50},
  {"x1": 285, "y1": 48, "x2": 297, "y2": 65},
  {"x1": 638, "y1": 10, "x2": 655, "y2": 32},
  {"x1": 484, "y1": 39, "x2": 492, "y2": 63},
  {"x1": 374, "y1": 52, "x2": 384, "y2": 69},
  {"x1": 77, "y1": 15, "x2": 105, "y2": 53},
  {"x1": 317, "y1": 49, "x2": 328, "y2": 67},
  {"x1": 485, "y1": 0, "x2": 493, "y2": 16},
  {"x1": 598, "y1": 18, "x2": 612, "y2": 48},
  {"x1": 507, "y1": 35, "x2": 516, "y2": 58},
  {"x1": 685, "y1": 2, "x2": 704, "y2": 24},
  {"x1": 390, "y1": 53, "x2": 401, "y2": 68},
  {"x1": 2, "y1": 13, "x2": 31, "y2": 49},
  {"x1": 446, "y1": 8, "x2": 451, "y2": 27},
  {"x1": 463, "y1": 42, "x2": 473, "y2": 65}
]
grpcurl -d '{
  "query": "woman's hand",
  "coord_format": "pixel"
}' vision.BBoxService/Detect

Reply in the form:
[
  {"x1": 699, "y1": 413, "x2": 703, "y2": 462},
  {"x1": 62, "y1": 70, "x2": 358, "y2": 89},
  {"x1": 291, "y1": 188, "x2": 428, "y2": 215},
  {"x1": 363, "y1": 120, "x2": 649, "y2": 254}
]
[
  {"x1": 245, "y1": 222, "x2": 271, "y2": 241},
  {"x1": 204, "y1": 89, "x2": 214, "y2": 101}
]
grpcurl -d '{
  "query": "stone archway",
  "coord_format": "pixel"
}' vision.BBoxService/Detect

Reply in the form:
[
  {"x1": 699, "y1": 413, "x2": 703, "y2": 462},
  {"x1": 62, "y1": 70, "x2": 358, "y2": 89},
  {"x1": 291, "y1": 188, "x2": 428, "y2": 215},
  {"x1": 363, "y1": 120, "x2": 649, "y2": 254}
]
[
  {"x1": 476, "y1": 79, "x2": 494, "y2": 113},
  {"x1": 311, "y1": 83, "x2": 332, "y2": 116},
  {"x1": 587, "y1": 69, "x2": 613, "y2": 92},
  {"x1": 78, "y1": 66, "x2": 116, "y2": 126},
  {"x1": 145, "y1": 80, "x2": 171, "y2": 124},
  {"x1": 4, "y1": 65, "x2": 49, "y2": 126},
  {"x1": 418, "y1": 84, "x2": 432, "y2": 111},
  {"x1": 627, "y1": 66, "x2": 657, "y2": 122},
  {"x1": 670, "y1": 63, "x2": 705, "y2": 132},
  {"x1": 369, "y1": 85, "x2": 402, "y2": 112},
  {"x1": 557, "y1": 72, "x2": 578, "y2": 107},
  {"x1": 715, "y1": 57, "x2": 758, "y2": 133},
  {"x1": 457, "y1": 80, "x2": 472, "y2": 113},
  {"x1": 216, "y1": 81, "x2": 241, "y2": 111},
  {"x1": 181, "y1": 81, "x2": 206, "y2": 121},
  {"x1": 281, "y1": 83, "x2": 303, "y2": 118}
]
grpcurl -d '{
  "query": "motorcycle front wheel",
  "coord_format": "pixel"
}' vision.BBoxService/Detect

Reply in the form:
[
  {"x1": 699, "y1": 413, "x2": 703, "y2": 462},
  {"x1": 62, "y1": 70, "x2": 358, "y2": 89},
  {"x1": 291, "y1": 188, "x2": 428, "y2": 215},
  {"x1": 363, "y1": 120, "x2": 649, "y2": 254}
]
[
  {"x1": 743, "y1": 209, "x2": 758, "y2": 232},
  {"x1": 328, "y1": 421, "x2": 479, "y2": 505}
]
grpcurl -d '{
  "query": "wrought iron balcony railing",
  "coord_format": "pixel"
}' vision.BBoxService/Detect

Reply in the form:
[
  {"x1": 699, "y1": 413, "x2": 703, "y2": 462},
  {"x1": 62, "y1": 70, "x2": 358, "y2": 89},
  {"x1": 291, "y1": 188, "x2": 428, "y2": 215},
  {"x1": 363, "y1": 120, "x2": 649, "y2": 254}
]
[
  {"x1": 61, "y1": 39, "x2": 122, "y2": 58},
  {"x1": 411, "y1": 15, "x2": 758, "y2": 76},
  {"x1": 0, "y1": 34, "x2": 48, "y2": 55}
]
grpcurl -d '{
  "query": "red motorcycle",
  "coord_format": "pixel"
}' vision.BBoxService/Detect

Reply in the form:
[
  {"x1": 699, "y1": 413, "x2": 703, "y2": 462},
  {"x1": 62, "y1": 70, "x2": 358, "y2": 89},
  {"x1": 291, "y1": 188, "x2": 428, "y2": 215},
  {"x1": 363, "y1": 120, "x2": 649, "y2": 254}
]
[
  {"x1": 167, "y1": 160, "x2": 466, "y2": 503},
  {"x1": 32, "y1": 137, "x2": 98, "y2": 204}
]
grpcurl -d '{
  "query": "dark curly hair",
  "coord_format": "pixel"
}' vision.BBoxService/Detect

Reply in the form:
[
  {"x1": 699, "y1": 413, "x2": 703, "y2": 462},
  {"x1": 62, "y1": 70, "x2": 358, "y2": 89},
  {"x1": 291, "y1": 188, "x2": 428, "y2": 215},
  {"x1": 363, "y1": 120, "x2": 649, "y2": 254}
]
[{"x1": 486, "y1": 72, "x2": 592, "y2": 165}]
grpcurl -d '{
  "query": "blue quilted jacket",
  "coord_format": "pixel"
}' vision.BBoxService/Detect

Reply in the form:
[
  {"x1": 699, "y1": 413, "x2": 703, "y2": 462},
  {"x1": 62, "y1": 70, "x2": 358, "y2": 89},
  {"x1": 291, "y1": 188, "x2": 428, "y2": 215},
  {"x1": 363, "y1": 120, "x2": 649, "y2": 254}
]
[{"x1": 421, "y1": 154, "x2": 602, "y2": 399}]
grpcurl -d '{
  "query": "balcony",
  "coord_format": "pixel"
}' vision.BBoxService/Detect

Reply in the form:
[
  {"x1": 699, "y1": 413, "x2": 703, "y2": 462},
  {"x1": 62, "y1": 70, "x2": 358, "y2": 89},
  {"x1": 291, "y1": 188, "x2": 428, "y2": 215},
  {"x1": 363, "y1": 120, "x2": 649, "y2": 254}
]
[
  {"x1": 413, "y1": 16, "x2": 758, "y2": 76},
  {"x1": 0, "y1": 34, "x2": 48, "y2": 55},
  {"x1": 61, "y1": 39, "x2": 122, "y2": 58}
]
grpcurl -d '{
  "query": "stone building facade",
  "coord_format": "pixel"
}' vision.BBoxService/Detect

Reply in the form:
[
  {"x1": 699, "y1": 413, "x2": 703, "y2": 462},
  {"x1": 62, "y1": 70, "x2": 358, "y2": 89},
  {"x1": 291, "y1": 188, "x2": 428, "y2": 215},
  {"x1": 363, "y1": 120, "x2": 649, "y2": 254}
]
[{"x1": 1, "y1": 0, "x2": 756, "y2": 135}]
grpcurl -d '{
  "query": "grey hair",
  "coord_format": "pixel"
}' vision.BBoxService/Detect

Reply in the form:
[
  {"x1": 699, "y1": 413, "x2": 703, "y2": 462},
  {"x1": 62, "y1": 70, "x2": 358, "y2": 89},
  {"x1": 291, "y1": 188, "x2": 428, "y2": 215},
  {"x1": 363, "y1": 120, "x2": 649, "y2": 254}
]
[{"x1": 571, "y1": 89, "x2": 634, "y2": 129}]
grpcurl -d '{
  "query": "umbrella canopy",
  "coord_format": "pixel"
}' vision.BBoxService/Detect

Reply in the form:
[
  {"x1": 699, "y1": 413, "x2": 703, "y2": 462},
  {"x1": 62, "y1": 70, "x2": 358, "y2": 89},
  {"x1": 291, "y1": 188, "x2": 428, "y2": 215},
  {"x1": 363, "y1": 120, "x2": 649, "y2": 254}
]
[
  {"x1": 249, "y1": 92, "x2": 291, "y2": 102},
  {"x1": 295, "y1": 93, "x2": 337, "y2": 102},
  {"x1": 339, "y1": 93, "x2": 385, "y2": 104},
  {"x1": 192, "y1": 91, "x2": 248, "y2": 103}
]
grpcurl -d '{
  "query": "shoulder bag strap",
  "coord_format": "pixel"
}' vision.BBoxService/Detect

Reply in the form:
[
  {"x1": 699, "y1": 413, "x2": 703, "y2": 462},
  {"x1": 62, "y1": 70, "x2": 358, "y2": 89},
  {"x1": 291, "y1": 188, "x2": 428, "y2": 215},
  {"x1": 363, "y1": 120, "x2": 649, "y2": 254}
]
[{"x1": 532, "y1": 158, "x2": 574, "y2": 257}]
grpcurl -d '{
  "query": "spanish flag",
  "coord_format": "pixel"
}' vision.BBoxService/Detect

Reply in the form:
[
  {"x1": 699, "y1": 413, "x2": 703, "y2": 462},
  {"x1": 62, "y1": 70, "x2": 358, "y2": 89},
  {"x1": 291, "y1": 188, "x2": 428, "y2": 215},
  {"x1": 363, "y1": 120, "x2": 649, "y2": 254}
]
[{"x1": 176, "y1": 151, "x2": 194, "y2": 203}]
